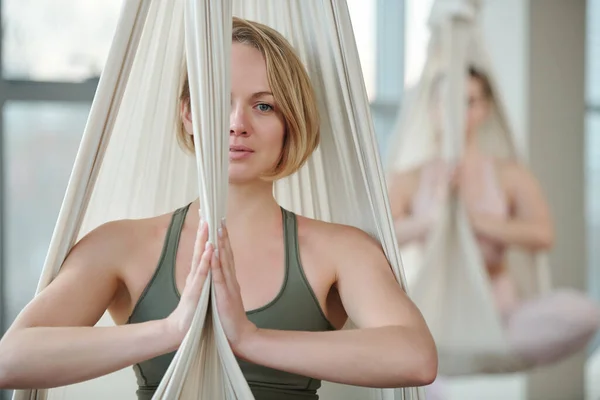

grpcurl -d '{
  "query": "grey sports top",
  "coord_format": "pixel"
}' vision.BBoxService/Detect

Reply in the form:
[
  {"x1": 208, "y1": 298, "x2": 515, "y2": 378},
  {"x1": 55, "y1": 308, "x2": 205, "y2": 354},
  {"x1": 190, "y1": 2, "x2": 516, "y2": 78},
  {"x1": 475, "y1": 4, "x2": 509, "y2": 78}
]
[{"x1": 126, "y1": 204, "x2": 335, "y2": 399}]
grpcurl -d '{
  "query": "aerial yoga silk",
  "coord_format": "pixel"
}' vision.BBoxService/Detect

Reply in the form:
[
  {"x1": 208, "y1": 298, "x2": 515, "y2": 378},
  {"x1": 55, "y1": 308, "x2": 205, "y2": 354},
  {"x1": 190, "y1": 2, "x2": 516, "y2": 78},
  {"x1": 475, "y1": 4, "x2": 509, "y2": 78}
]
[
  {"x1": 11, "y1": 1, "x2": 423, "y2": 400},
  {"x1": 386, "y1": 0, "x2": 600, "y2": 376}
]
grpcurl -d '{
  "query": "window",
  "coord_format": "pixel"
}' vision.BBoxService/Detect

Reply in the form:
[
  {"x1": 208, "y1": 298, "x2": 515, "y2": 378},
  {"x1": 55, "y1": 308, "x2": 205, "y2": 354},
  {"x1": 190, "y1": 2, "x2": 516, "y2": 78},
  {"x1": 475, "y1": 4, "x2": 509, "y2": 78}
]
[
  {"x1": 2, "y1": 0, "x2": 123, "y2": 81},
  {"x1": 347, "y1": 0, "x2": 377, "y2": 100},
  {"x1": 1, "y1": 2, "x2": 124, "y2": 399},
  {"x1": 404, "y1": 0, "x2": 434, "y2": 88},
  {"x1": 3, "y1": 102, "x2": 90, "y2": 326}
]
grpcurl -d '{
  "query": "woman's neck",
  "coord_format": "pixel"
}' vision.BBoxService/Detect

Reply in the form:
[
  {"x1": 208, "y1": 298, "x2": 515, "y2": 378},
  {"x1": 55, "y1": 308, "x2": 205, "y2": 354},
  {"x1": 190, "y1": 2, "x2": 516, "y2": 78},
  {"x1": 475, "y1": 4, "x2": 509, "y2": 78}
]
[
  {"x1": 189, "y1": 178, "x2": 281, "y2": 235},
  {"x1": 225, "y1": 179, "x2": 281, "y2": 232}
]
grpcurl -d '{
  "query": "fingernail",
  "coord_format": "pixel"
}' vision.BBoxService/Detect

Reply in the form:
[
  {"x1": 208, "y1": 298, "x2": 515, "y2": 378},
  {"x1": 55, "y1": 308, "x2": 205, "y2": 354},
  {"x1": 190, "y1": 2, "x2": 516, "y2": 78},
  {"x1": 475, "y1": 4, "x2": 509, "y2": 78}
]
[
  {"x1": 221, "y1": 218, "x2": 226, "y2": 228},
  {"x1": 205, "y1": 241, "x2": 211, "y2": 250},
  {"x1": 218, "y1": 228, "x2": 223, "y2": 238},
  {"x1": 214, "y1": 249, "x2": 219, "y2": 259}
]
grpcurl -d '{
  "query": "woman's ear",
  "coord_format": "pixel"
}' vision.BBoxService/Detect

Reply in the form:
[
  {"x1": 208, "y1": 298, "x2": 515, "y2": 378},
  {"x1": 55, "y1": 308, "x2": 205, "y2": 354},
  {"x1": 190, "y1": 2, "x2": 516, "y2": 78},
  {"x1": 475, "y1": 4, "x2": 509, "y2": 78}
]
[{"x1": 180, "y1": 100, "x2": 193, "y2": 137}]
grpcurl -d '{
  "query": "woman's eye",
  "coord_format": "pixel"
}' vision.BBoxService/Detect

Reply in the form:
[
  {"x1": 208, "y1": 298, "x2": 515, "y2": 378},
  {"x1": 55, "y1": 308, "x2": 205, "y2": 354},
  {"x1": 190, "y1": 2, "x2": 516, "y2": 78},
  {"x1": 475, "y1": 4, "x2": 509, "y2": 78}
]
[{"x1": 257, "y1": 103, "x2": 273, "y2": 112}]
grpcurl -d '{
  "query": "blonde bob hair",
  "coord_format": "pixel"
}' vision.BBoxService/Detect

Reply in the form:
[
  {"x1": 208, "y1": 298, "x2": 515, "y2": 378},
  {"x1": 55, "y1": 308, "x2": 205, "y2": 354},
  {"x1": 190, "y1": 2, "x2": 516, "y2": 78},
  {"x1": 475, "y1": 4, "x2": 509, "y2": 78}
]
[{"x1": 177, "y1": 17, "x2": 320, "y2": 180}]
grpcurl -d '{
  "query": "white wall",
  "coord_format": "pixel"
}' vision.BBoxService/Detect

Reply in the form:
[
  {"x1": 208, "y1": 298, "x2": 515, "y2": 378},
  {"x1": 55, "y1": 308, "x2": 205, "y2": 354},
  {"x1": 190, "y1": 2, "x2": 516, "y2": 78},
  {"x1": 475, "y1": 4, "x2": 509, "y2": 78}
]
[{"x1": 527, "y1": 1, "x2": 587, "y2": 397}]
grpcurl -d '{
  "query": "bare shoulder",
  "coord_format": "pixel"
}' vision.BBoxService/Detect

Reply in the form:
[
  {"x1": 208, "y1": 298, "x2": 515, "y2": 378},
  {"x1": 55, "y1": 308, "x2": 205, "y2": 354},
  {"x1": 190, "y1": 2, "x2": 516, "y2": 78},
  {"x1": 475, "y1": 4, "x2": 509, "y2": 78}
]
[
  {"x1": 493, "y1": 157, "x2": 540, "y2": 190},
  {"x1": 65, "y1": 212, "x2": 171, "y2": 275},
  {"x1": 295, "y1": 215, "x2": 386, "y2": 269},
  {"x1": 387, "y1": 164, "x2": 428, "y2": 217},
  {"x1": 294, "y1": 215, "x2": 417, "y2": 334},
  {"x1": 387, "y1": 165, "x2": 422, "y2": 193},
  {"x1": 388, "y1": 159, "x2": 446, "y2": 192},
  {"x1": 494, "y1": 157, "x2": 524, "y2": 174}
]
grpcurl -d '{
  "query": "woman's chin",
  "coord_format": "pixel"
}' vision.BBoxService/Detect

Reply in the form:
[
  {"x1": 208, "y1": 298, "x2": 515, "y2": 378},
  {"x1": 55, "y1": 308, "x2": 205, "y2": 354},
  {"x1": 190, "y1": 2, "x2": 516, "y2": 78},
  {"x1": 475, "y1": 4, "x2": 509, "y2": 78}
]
[{"x1": 227, "y1": 167, "x2": 259, "y2": 185}]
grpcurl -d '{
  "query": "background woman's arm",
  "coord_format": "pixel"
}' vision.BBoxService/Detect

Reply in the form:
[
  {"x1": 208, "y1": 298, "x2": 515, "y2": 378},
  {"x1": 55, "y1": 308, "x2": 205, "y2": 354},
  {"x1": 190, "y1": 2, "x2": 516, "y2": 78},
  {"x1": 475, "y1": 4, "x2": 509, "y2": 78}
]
[{"x1": 470, "y1": 162, "x2": 554, "y2": 250}]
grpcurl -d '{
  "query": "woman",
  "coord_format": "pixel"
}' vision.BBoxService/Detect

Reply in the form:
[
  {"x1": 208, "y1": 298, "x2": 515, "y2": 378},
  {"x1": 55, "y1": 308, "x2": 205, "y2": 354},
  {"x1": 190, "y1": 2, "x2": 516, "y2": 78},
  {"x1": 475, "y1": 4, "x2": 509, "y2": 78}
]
[
  {"x1": 0, "y1": 18, "x2": 437, "y2": 399},
  {"x1": 389, "y1": 66, "x2": 555, "y2": 316},
  {"x1": 388, "y1": 65, "x2": 599, "y2": 364}
]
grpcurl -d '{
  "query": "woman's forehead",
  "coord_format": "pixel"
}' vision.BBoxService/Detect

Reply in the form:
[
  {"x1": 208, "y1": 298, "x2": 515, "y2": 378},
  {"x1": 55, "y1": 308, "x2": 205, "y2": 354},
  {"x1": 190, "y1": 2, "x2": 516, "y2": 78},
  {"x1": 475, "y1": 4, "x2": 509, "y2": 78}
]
[{"x1": 231, "y1": 43, "x2": 270, "y2": 93}]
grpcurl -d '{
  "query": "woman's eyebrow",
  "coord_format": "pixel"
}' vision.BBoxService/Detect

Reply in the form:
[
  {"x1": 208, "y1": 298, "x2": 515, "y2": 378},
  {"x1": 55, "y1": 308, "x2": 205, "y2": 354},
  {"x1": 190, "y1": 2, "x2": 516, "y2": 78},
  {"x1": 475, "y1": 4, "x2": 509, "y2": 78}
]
[{"x1": 251, "y1": 91, "x2": 274, "y2": 99}]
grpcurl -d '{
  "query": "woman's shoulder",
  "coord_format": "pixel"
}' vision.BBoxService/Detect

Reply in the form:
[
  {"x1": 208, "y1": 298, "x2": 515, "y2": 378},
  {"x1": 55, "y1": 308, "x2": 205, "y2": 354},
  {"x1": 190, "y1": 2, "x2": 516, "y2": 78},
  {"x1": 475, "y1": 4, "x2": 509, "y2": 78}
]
[
  {"x1": 293, "y1": 215, "x2": 390, "y2": 286},
  {"x1": 387, "y1": 163, "x2": 431, "y2": 197},
  {"x1": 68, "y1": 211, "x2": 176, "y2": 269},
  {"x1": 295, "y1": 215, "x2": 383, "y2": 259},
  {"x1": 388, "y1": 164, "x2": 427, "y2": 183},
  {"x1": 491, "y1": 156, "x2": 535, "y2": 183}
]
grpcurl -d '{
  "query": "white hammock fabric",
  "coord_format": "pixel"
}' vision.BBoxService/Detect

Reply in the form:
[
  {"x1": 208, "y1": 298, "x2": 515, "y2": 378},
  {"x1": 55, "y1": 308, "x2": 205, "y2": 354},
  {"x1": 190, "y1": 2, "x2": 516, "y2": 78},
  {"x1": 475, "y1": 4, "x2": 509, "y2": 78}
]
[
  {"x1": 386, "y1": 0, "x2": 553, "y2": 375},
  {"x1": 12, "y1": 1, "x2": 422, "y2": 399}
]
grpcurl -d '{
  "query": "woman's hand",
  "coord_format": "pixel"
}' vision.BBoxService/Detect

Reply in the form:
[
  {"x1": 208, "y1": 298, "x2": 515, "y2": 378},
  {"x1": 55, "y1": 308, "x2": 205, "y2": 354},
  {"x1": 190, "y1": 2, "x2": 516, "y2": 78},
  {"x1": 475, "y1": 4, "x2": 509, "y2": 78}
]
[
  {"x1": 212, "y1": 220, "x2": 258, "y2": 354},
  {"x1": 466, "y1": 211, "x2": 500, "y2": 238},
  {"x1": 452, "y1": 156, "x2": 506, "y2": 239},
  {"x1": 165, "y1": 216, "x2": 212, "y2": 345}
]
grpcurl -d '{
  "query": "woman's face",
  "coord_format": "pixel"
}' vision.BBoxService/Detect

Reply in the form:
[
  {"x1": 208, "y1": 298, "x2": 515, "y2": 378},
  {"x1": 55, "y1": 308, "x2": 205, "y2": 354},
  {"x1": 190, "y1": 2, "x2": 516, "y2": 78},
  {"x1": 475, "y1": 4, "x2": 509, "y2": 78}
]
[
  {"x1": 182, "y1": 42, "x2": 286, "y2": 184},
  {"x1": 428, "y1": 76, "x2": 492, "y2": 145},
  {"x1": 465, "y1": 76, "x2": 491, "y2": 140},
  {"x1": 228, "y1": 42, "x2": 286, "y2": 183}
]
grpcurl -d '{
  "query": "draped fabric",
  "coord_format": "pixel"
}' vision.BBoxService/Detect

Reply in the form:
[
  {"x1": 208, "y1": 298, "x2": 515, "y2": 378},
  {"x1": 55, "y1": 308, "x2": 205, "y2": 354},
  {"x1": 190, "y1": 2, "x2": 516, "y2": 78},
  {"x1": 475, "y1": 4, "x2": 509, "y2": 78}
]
[
  {"x1": 13, "y1": 1, "x2": 422, "y2": 399},
  {"x1": 385, "y1": 0, "x2": 554, "y2": 375}
]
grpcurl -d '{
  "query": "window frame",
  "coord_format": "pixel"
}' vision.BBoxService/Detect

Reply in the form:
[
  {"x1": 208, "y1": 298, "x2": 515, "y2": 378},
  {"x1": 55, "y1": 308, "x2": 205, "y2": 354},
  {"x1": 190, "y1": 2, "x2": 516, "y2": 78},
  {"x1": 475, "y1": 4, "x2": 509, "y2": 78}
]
[
  {"x1": 586, "y1": 0, "x2": 600, "y2": 353},
  {"x1": 586, "y1": 103, "x2": 600, "y2": 353}
]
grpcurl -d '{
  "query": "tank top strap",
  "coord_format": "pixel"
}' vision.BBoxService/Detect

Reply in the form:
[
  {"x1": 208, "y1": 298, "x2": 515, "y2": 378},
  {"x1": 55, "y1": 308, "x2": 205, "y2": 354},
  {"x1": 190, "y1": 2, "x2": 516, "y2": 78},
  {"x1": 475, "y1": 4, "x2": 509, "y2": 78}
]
[
  {"x1": 162, "y1": 203, "x2": 191, "y2": 270},
  {"x1": 127, "y1": 203, "x2": 191, "y2": 392},
  {"x1": 279, "y1": 207, "x2": 333, "y2": 327},
  {"x1": 127, "y1": 202, "x2": 190, "y2": 324},
  {"x1": 281, "y1": 207, "x2": 301, "y2": 279}
]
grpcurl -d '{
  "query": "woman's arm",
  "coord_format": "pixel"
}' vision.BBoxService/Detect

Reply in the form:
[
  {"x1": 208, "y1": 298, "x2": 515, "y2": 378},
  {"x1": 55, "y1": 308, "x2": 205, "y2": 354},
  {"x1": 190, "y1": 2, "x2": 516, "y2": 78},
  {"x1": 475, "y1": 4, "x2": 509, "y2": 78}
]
[
  {"x1": 470, "y1": 162, "x2": 554, "y2": 251},
  {"x1": 0, "y1": 321, "x2": 175, "y2": 389},
  {"x1": 213, "y1": 223, "x2": 437, "y2": 388},
  {"x1": 0, "y1": 219, "x2": 211, "y2": 389},
  {"x1": 387, "y1": 171, "x2": 433, "y2": 246},
  {"x1": 394, "y1": 217, "x2": 433, "y2": 246},
  {"x1": 237, "y1": 326, "x2": 434, "y2": 388}
]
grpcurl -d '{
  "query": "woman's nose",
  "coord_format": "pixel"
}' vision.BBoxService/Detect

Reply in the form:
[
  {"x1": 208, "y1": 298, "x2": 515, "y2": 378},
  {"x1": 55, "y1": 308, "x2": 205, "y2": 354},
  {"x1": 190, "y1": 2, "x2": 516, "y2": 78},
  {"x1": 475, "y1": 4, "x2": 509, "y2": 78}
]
[{"x1": 230, "y1": 104, "x2": 248, "y2": 136}]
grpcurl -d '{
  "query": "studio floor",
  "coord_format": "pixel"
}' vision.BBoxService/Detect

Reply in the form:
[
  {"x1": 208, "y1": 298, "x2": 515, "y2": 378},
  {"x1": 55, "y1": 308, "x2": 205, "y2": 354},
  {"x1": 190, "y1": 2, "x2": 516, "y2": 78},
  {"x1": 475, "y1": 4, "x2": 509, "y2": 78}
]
[{"x1": 437, "y1": 349, "x2": 600, "y2": 400}]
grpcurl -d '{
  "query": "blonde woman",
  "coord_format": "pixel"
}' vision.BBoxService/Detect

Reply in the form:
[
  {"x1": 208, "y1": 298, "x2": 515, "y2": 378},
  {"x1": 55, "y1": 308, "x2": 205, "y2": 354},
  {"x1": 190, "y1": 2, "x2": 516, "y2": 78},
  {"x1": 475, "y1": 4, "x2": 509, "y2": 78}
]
[{"x1": 0, "y1": 18, "x2": 437, "y2": 400}]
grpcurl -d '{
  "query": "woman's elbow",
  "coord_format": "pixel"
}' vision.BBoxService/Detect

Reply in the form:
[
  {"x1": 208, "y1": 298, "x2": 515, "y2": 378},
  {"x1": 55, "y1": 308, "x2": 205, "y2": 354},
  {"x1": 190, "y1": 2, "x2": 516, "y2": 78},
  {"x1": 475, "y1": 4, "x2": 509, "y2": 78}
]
[
  {"x1": 0, "y1": 365, "x2": 15, "y2": 390},
  {"x1": 0, "y1": 335, "x2": 26, "y2": 389},
  {"x1": 391, "y1": 328, "x2": 438, "y2": 387},
  {"x1": 412, "y1": 341, "x2": 438, "y2": 386},
  {"x1": 0, "y1": 364, "x2": 7, "y2": 389},
  {"x1": 389, "y1": 349, "x2": 437, "y2": 388},
  {"x1": 0, "y1": 346, "x2": 16, "y2": 389}
]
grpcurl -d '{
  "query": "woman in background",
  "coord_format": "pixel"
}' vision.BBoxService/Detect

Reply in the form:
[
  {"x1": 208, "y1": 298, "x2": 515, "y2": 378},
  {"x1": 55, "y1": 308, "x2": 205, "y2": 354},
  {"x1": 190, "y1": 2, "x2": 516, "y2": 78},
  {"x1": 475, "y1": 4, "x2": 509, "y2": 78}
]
[{"x1": 388, "y1": 65, "x2": 600, "y2": 399}]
